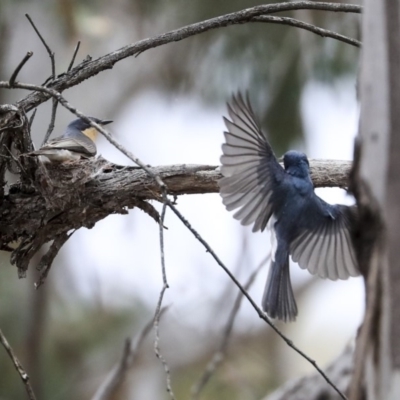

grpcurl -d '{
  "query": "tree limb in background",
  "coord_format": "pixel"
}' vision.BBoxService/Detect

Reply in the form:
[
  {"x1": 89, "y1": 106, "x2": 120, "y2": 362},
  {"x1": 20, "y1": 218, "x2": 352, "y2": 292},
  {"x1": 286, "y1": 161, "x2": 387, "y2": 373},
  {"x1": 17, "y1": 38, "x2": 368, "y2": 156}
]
[
  {"x1": 191, "y1": 255, "x2": 270, "y2": 400},
  {"x1": 91, "y1": 307, "x2": 168, "y2": 400}
]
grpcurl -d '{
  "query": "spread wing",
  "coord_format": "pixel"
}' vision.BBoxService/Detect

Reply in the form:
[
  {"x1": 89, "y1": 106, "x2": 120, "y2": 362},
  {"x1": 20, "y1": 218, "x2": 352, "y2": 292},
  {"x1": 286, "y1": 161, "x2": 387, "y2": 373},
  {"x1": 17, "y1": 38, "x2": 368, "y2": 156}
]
[
  {"x1": 219, "y1": 93, "x2": 285, "y2": 232},
  {"x1": 41, "y1": 136, "x2": 96, "y2": 157},
  {"x1": 290, "y1": 200, "x2": 359, "y2": 280}
]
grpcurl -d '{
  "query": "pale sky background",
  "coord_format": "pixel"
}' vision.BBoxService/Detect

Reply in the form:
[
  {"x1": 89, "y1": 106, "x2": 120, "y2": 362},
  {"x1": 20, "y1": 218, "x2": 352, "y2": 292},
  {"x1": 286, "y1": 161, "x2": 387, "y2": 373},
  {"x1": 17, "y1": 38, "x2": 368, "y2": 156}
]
[{"x1": 62, "y1": 77, "x2": 363, "y2": 376}]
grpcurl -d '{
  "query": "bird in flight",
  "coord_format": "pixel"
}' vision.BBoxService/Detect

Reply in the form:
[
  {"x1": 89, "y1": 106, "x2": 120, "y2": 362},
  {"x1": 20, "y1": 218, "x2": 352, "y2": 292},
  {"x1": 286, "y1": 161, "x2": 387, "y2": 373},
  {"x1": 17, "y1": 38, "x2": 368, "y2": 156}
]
[
  {"x1": 219, "y1": 93, "x2": 359, "y2": 322},
  {"x1": 26, "y1": 117, "x2": 112, "y2": 163}
]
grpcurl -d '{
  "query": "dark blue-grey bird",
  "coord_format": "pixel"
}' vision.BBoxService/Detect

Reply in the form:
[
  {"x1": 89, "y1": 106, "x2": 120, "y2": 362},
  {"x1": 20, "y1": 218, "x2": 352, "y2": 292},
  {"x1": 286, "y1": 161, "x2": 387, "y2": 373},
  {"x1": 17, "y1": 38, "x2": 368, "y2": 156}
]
[
  {"x1": 219, "y1": 93, "x2": 359, "y2": 322},
  {"x1": 26, "y1": 117, "x2": 112, "y2": 163}
]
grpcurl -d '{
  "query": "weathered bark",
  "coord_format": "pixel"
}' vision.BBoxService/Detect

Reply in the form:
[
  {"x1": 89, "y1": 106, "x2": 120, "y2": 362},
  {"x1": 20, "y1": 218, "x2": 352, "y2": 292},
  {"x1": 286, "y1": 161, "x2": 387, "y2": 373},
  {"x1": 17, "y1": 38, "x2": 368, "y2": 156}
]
[
  {"x1": 0, "y1": 147, "x2": 351, "y2": 280},
  {"x1": 0, "y1": 158, "x2": 350, "y2": 246},
  {"x1": 349, "y1": 0, "x2": 400, "y2": 399}
]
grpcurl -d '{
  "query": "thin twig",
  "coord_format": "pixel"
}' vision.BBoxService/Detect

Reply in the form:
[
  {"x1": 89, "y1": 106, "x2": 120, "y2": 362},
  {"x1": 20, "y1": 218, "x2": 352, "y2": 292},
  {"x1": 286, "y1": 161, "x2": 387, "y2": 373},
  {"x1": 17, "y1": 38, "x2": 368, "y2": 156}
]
[
  {"x1": 28, "y1": 109, "x2": 37, "y2": 129},
  {"x1": 9, "y1": 52, "x2": 33, "y2": 85},
  {"x1": 35, "y1": 231, "x2": 74, "y2": 288},
  {"x1": 154, "y1": 202, "x2": 176, "y2": 400},
  {"x1": 251, "y1": 15, "x2": 361, "y2": 47},
  {"x1": 25, "y1": 14, "x2": 55, "y2": 78},
  {"x1": 4, "y1": 146, "x2": 30, "y2": 178},
  {"x1": 94, "y1": 339, "x2": 131, "y2": 400},
  {"x1": 67, "y1": 41, "x2": 81, "y2": 72},
  {"x1": 191, "y1": 254, "x2": 270, "y2": 400},
  {"x1": 42, "y1": 99, "x2": 58, "y2": 145},
  {"x1": 0, "y1": 328, "x2": 37, "y2": 400},
  {"x1": 166, "y1": 201, "x2": 348, "y2": 400},
  {"x1": 25, "y1": 14, "x2": 58, "y2": 145},
  {"x1": 16, "y1": 2, "x2": 361, "y2": 113}
]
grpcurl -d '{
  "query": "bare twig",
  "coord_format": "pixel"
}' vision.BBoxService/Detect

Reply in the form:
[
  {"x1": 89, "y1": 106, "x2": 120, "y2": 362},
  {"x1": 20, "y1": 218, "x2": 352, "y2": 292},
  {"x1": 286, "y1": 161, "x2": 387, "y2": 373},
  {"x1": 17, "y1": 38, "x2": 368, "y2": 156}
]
[
  {"x1": 92, "y1": 307, "x2": 168, "y2": 400},
  {"x1": 191, "y1": 254, "x2": 270, "y2": 400},
  {"x1": 94, "y1": 339, "x2": 131, "y2": 400},
  {"x1": 154, "y1": 202, "x2": 176, "y2": 400},
  {"x1": 9, "y1": 52, "x2": 33, "y2": 86},
  {"x1": 67, "y1": 41, "x2": 81, "y2": 72},
  {"x1": 42, "y1": 99, "x2": 58, "y2": 145},
  {"x1": 251, "y1": 15, "x2": 361, "y2": 47},
  {"x1": 166, "y1": 202, "x2": 348, "y2": 400},
  {"x1": 14, "y1": 2, "x2": 361, "y2": 113},
  {"x1": 28, "y1": 109, "x2": 37, "y2": 129},
  {"x1": 0, "y1": 328, "x2": 37, "y2": 400},
  {"x1": 25, "y1": 14, "x2": 55, "y2": 79},
  {"x1": 24, "y1": 14, "x2": 58, "y2": 145},
  {"x1": 35, "y1": 231, "x2": 74, "y2": 288}
]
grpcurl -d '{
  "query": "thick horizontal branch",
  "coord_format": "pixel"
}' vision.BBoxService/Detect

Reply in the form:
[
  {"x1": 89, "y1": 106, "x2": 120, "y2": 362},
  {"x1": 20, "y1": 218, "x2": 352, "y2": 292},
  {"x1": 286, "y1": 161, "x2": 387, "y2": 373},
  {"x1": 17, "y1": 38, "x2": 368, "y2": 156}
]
[
  {"x1": 9, "y1": 2, "x2": 361, "y2": 113},
  {"x1": 0, "y1": 158, "x2": 351, "y2": 245}
]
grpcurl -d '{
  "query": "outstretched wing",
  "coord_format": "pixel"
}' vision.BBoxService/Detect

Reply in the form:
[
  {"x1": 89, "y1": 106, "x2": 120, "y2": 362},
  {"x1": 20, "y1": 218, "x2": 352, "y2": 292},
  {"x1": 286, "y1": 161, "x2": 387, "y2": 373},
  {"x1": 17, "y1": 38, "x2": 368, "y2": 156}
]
[
  {"x1": 290, "y1": 200, "x2": 359, "y2": 280},
  {"x1": 219, "y1": 93, "x2": 285, "y2": 232}
]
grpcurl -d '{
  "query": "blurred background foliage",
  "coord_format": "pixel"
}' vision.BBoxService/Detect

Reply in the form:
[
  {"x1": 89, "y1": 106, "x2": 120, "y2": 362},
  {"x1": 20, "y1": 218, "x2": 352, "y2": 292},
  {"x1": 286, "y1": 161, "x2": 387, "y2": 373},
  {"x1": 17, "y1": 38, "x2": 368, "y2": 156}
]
[{"x1": 0, "y1": 0, "x2": 360, "y2": 399}]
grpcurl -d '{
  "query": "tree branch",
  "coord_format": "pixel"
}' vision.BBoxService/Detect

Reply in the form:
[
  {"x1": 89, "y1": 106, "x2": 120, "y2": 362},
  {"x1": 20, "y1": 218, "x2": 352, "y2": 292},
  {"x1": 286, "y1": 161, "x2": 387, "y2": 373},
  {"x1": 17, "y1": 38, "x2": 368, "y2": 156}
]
[
  {"x1": 0, "y1": 159, "x2": 351, "y2": 247},
  {"x1": 92, "y1": 307, "x2": 168, "y2": 400},
  {"x1": 12, "y1": 2, "x2": 361, "y2": 113},
  {"x1": 9, "y1": 52, "x2": 33, "y2": 86},
  {"x1": 250, "y1": 16, "x2": 360, "y2": 47}
]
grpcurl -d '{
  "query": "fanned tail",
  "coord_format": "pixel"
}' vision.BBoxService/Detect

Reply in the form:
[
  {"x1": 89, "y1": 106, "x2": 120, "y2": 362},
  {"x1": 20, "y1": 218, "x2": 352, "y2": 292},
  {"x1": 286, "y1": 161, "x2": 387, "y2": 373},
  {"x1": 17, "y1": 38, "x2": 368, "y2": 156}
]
[{"x1": 262, "y1": 258, "x2": 298, "y2": 322}]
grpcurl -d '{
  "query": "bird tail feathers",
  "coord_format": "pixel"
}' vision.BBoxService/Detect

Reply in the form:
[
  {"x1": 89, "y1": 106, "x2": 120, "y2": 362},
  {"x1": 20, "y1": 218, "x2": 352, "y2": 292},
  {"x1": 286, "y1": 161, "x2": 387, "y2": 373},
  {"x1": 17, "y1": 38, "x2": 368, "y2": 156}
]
[{"x1": 262, "y1": 258, "x2": 298, "y2": 322}]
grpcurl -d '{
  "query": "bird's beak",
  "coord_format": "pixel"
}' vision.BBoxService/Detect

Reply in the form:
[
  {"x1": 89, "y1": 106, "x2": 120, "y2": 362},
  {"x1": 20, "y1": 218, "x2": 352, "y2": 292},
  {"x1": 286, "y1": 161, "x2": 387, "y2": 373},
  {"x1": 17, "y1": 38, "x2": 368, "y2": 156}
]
[{"x1": 100, "y1": 119, "x2": 113, "y2": 126}]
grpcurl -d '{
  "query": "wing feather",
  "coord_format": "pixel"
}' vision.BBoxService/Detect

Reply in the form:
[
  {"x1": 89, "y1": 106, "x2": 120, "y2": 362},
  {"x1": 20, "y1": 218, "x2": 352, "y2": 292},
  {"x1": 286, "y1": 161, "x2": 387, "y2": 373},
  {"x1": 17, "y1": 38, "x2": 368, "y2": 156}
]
[
  {"x1": 219, "y1": 93, "x2": 284, "y2": 232},
  {"x1": 290, "y1": 203, "x2": 359, "y2": 280}
]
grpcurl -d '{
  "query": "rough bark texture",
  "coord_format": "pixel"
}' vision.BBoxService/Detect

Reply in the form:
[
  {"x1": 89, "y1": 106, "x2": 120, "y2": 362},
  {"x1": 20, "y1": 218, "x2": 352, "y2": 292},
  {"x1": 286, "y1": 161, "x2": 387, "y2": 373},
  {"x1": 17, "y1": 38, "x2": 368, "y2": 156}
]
[
  {"x1": 349, "y1": 0, "x2": 400, "y2": 399},
  {"x1": 1, "y1": 158, "x2": 351, "y2": 242},
  {"x1": 0, "y1": 153, "x2": 351, "y2": 277}
]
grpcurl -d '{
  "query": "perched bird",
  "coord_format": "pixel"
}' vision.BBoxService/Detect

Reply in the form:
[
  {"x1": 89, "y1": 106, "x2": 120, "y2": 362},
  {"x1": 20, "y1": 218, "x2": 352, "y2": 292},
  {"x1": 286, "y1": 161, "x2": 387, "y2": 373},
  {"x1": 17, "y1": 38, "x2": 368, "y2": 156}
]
[
  {"x1": 219, "y1": 93, "x2": 359, "y2": 322},
  {"x1": 26, "y1": 117, "x2": 112, "y2": 163}
]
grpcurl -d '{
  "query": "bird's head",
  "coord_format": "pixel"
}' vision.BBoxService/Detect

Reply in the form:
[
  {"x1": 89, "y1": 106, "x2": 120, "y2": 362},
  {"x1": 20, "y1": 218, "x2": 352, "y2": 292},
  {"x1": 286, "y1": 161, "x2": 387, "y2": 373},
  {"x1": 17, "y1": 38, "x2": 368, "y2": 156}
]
[
  {"x1": 67, "y1": 117, "x2": 113, "y2": 141},
  {"x1": 283, "y1": 150, "x2": 310, "y2": 178}
]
